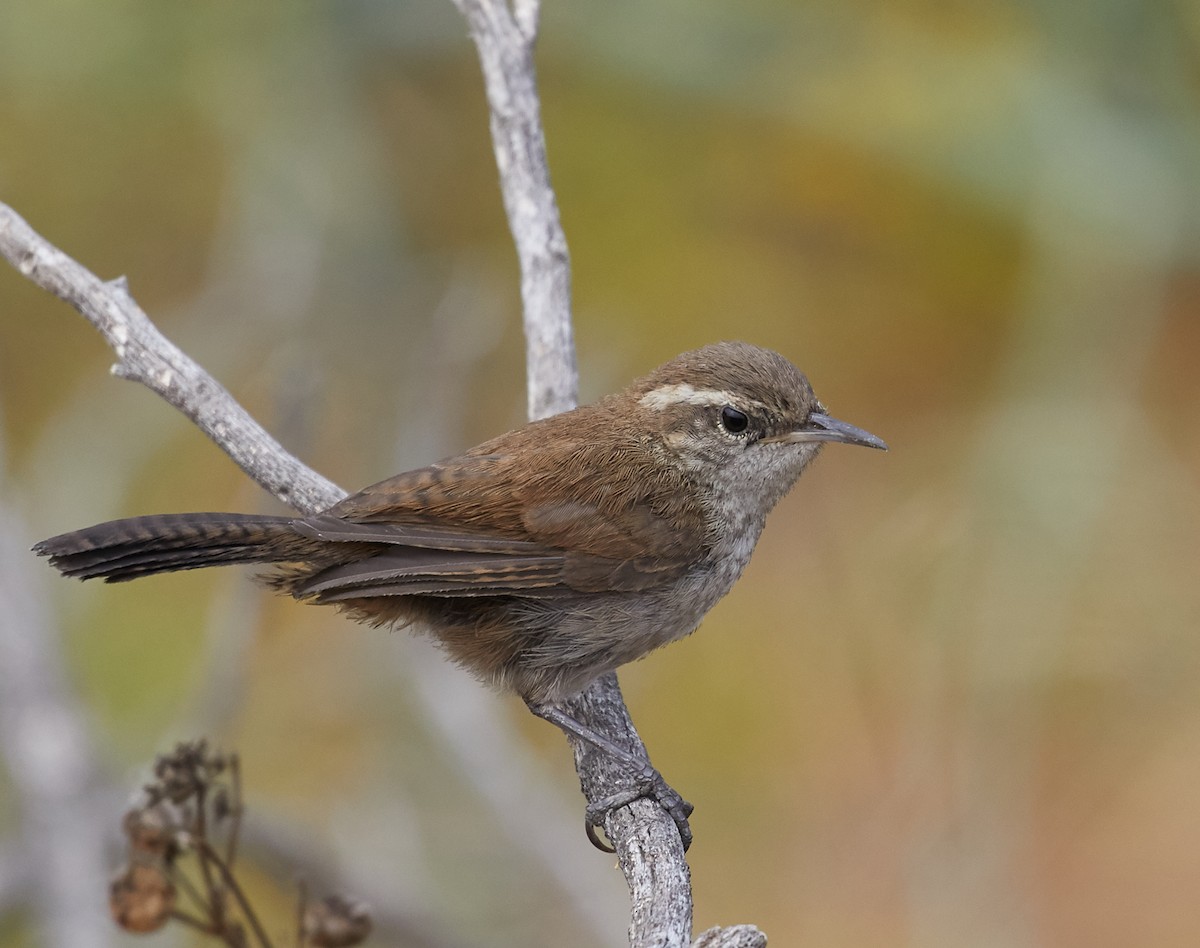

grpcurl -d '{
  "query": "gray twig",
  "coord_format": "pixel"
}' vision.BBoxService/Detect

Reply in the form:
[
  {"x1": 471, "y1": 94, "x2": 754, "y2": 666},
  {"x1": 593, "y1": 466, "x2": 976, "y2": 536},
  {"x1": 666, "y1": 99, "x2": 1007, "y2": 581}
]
[
  {"x1": 445, "y1": 2, "x2": 761, "y2": 945},
  {"x1": 449, "y1": 0, "x2": 577, "y2": 422},
  {"x1": 0, "y1": 203, "x2": 342, "y2": 516}
]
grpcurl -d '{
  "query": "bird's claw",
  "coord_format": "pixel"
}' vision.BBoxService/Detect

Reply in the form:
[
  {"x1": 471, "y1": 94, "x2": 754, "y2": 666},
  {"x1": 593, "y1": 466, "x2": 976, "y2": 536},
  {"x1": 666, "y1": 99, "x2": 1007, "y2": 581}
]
[{"x1": 584, "y1": 771, "x2": 694, "y2": 853}]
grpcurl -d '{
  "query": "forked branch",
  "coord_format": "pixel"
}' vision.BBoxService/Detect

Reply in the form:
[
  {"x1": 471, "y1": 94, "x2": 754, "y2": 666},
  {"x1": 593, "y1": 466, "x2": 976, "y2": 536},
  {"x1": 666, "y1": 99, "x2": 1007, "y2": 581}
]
[{"x1": 0, "y1": 0, "x2": 769, "y2": 942}]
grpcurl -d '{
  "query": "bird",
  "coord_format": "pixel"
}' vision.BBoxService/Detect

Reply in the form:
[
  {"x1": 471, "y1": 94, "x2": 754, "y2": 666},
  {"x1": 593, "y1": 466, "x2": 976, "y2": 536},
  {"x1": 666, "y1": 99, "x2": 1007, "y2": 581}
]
[{"x1": 35, "y1": 341, "x2": 886, "y2": 850}]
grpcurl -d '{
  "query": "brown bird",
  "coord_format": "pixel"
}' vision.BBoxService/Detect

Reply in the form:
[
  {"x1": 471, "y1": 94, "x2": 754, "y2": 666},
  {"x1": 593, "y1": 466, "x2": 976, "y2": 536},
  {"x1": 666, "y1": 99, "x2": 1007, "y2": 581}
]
[{"x1": 35, "y1": 341, "x2": 885, "y2": 849}]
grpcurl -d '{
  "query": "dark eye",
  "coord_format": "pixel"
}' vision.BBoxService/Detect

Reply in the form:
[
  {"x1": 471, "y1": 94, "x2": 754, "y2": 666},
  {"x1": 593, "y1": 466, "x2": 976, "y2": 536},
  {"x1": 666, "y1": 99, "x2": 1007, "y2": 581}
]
[{"x1": 720, "y1": 406, "x2": 749, "y2": 434}]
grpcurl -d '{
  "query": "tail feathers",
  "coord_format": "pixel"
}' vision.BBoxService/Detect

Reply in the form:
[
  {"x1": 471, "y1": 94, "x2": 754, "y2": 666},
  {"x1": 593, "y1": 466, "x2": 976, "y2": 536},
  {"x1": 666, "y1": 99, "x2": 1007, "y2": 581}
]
[{"x1": 34, "y1": 513, "x2": 303, "y2": 583}]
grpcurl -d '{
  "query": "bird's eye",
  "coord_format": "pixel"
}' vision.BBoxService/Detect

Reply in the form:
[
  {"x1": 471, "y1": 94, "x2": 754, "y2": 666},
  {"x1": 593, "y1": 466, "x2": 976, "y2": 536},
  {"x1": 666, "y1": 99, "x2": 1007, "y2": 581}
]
[{"x1": 720, "y1": 406, "x2": 749, "y2": 434}]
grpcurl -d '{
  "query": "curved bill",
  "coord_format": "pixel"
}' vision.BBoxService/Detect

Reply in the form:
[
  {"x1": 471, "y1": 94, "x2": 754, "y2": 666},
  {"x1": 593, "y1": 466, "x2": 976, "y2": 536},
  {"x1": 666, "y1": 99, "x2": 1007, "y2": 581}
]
[{"x1": 769, "y1": 412, "x2": 888, "y2": 451}]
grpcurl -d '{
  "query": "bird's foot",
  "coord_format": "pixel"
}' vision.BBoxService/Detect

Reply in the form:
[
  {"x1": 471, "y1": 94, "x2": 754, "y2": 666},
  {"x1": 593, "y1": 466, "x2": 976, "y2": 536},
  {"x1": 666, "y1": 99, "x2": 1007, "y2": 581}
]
[
  {"x1": 525, "y1": 699, "x2": 694, "y2": 853},
  {"x1": 584, "y1": 769, "x2": 694, "y2": 853}
]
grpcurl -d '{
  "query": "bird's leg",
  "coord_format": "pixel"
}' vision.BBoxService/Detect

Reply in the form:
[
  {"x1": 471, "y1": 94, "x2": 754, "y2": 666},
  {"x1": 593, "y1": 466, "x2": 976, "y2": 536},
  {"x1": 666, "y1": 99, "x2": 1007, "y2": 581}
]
[{"x1": 526, "y1": 701, "x2": 694, "y2": 852}]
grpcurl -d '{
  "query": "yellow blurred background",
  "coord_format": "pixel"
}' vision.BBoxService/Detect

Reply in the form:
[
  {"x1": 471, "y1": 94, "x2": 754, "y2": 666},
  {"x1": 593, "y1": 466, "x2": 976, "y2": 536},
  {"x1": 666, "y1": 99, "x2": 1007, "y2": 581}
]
[{"x1": 2, "y1": 1, "x2": 1199, "y2": 945}]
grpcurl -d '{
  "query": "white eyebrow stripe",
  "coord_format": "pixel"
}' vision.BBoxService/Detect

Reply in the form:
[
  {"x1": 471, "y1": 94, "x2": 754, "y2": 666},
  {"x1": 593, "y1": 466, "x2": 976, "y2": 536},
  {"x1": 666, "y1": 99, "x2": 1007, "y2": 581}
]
[{"x1": 639, "y1": 383, "x2": 742, "y2": 410}]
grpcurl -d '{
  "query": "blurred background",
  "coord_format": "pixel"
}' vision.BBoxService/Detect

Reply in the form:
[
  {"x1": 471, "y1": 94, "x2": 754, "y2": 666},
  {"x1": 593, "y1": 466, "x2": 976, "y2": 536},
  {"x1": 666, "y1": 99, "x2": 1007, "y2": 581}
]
[{"x1": 2, "y1": 0, "x2": 1199, "y2": 945}]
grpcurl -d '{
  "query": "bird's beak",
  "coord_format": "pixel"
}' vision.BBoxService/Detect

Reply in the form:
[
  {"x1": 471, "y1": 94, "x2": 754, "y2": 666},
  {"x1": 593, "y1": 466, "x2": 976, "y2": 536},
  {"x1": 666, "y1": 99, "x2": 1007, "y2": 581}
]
[{"x1": 767, "y1": 412, "x2": 888, "y2": 451}]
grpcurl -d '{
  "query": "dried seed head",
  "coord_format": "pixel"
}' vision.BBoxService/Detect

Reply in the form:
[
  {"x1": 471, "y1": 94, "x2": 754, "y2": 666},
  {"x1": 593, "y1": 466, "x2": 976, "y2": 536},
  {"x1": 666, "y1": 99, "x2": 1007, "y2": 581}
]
[
  {"x1": 123, "y1": 804, "x2": 180, "y2": 859},
  {"x1": 148, "y1": 738, "x2": 229, "y2": 804},
  {"x1": 109, "y1": 862, "x2": 176, "y2": 934}
]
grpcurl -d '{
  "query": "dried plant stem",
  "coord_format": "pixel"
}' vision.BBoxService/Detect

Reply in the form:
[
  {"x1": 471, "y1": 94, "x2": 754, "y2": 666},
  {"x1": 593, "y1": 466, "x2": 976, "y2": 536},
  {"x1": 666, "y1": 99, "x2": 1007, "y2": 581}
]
[
  {"x1": 195, "y1": 839, "x2": 275, "y2": 948},
  {"x1": 225, "y1": 754, "x2": 245, "y2": 869}
]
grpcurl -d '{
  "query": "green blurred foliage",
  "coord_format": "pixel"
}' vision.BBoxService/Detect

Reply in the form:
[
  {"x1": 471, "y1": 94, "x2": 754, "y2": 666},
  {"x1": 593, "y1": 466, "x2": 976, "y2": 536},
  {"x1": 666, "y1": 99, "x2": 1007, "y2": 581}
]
[{"x1": 2, "y1": 0, "x2": 1199, "y2": 945}]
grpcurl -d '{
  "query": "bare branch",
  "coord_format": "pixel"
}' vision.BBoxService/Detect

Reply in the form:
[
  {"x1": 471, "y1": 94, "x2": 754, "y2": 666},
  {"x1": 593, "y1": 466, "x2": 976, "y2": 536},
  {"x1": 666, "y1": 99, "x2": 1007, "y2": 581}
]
[
  {"x1": 564, "y1": 674, "x2": 695, "y2": 945},
  {"x1": 0, "y1": 203, "x2": 343, "y2": 516},
  {"x1": 446, "y1": 2, "x2": 751, "y2": 944},
  {"x1": 449, "y1": 0, "x2": 576, "y2": 420}
]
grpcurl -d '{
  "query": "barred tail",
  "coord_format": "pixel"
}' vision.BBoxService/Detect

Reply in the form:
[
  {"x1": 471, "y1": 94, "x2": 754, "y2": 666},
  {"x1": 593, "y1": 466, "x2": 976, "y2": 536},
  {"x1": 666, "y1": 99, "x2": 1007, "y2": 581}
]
[{"x1": 33, "y1": 513, "x2": 309, "y2": 583}]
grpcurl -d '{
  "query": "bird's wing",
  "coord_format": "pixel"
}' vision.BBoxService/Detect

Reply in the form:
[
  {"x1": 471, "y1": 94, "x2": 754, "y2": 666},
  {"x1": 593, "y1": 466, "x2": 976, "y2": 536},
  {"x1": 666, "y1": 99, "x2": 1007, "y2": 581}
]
[
  {"x1": 290, "y1": 546, "x2": 569, "y2": 602},
  {"x1": 291, "y1": 420, "x2": 709, "y2": 601}
]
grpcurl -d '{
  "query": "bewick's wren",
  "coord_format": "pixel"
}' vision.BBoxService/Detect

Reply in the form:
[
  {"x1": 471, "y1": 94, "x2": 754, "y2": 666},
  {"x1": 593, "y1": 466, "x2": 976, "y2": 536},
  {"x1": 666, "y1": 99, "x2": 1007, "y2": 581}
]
[{"x1": 36, "y1": 341, "x2": 885, "y2": 850}]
